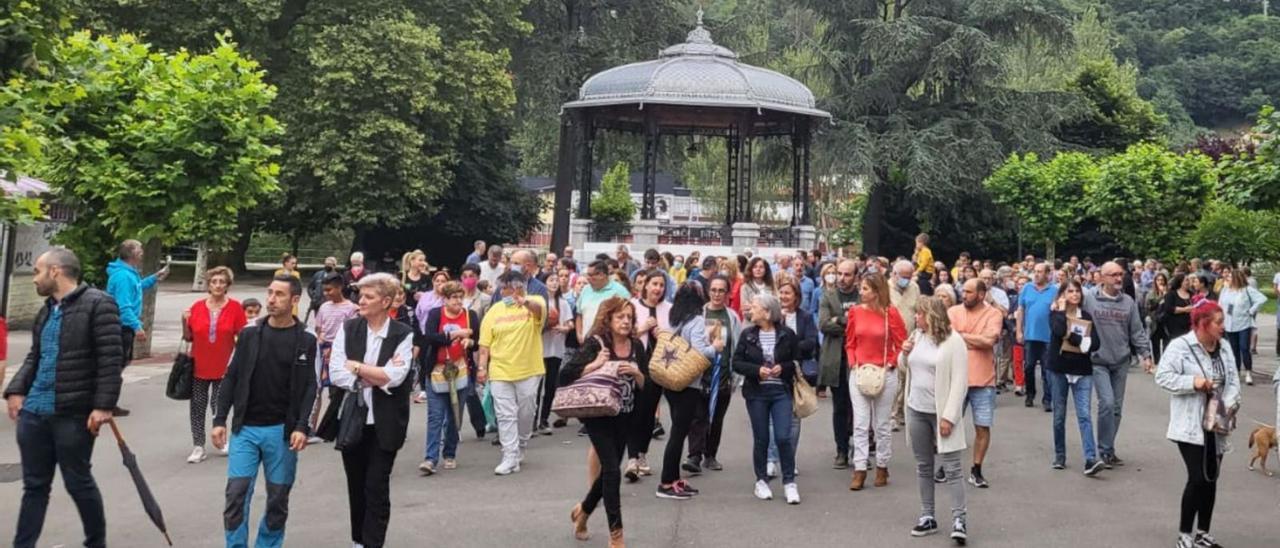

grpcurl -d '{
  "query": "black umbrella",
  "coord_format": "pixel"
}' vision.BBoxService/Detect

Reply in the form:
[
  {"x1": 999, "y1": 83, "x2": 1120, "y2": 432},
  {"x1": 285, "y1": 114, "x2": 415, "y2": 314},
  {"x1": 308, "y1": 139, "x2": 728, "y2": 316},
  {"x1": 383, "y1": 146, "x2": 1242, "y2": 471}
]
[{"x1": 107, "y1": 419, "x2": 173, "y2": 546}]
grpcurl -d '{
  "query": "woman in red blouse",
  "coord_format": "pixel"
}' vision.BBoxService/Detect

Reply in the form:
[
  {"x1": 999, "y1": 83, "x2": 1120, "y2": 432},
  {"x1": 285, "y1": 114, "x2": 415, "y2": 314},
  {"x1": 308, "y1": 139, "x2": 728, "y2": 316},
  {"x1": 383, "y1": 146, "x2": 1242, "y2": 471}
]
[
  {"x1": 844, "y1": 272, "x2": 907, "y2": 490},
  {"x1": 182, "y1": 266, "x2": 246, "y2": 464}
]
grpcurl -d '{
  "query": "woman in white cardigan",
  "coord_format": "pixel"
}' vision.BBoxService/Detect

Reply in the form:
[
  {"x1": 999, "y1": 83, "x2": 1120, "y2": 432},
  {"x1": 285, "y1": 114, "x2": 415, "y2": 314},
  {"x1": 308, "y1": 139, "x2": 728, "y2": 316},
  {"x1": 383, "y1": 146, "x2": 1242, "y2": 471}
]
[
  {"x1": 1155, "y1": 300, "x2": 1239, "y2": 548},
  {"x1": 901, "y1": 296, "x2": 970, "y2": 542}
]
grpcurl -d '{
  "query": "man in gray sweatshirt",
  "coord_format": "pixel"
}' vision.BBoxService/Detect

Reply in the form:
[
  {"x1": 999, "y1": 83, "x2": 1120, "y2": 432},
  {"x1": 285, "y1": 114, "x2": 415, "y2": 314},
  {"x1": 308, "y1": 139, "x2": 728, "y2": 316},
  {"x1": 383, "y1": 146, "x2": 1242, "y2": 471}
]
[{"x1": 1083, "y1": 261, "x2": 1153, "y2": 469}]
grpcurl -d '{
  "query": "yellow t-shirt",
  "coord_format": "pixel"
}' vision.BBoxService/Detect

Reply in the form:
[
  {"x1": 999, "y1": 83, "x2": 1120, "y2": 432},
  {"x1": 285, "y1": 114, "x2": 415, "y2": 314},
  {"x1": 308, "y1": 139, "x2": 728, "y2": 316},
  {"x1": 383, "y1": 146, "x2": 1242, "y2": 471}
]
[
  {"x1": 669, "y1": 267, "x2": 687, "y2": 285},
  {"x1": 914, "y1": 247, "x2": 935, "y2": 275},
  {"x1": 479, "y1": 295, "x2": 546, "y2": 382}
]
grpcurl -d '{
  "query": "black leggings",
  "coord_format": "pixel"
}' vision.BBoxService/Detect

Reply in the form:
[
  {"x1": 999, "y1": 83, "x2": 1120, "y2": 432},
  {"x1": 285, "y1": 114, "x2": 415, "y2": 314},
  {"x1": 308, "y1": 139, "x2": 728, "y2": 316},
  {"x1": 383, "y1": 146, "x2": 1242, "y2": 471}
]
[
  {"x1": 689, "y1": 385, "x2": 733, "y2": 460},
  {"x1": 582, "y1": 415, "x2": 628, "y2": 531},
  {"x1": 832, "y1": 362, "x2": 853, "y2": 456},
  {"x1": 1177, "y1": 434, "x2": 1219, "y2": 534},
  {"x1": 659, "y1": 388, "x2": 700, "y2": 484},
  {"x1": 627, "y1": 380, "x2": 662, "y2": 459},
  {"x1": 536, "y1": 357, "x2": 562, "y2": 426}
]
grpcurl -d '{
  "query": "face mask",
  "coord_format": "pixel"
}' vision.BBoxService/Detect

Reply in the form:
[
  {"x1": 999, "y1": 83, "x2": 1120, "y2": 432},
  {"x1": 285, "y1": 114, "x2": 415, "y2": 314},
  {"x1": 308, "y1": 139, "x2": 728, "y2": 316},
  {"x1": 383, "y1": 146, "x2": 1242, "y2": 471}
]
[
  {"x1": 462, "y1": 278, "x2": 477, "y2": 291},
  {"x1": 674, "y1": 262, "x2": 683, "y2": 269},
  {"x1": 502, "y1": 296, "x2": 516, "y2": 306},
  {"x1": 896, "y1": 277, "x2": 910, "y2": 289},
  {"x1": 824, "y1": 273, "x2": 837, "y2": 285},
  {"x1": 324, "y1": 265, "x2": 334, "y2": 272}
]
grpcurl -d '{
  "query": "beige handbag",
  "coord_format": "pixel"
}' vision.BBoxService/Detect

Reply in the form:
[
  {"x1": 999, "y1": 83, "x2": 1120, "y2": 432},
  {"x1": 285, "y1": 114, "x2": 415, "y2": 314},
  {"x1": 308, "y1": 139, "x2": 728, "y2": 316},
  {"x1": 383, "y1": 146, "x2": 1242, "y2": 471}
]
[
  {"x1": 650, "y1": 329, "x2": 712, "y2": 391},
  {"x1": 792, "y1": 373, "x2": 818, "y2": 418},
  {"x1": 854, "y1": 310, "x2": 890, "y2": 398}
]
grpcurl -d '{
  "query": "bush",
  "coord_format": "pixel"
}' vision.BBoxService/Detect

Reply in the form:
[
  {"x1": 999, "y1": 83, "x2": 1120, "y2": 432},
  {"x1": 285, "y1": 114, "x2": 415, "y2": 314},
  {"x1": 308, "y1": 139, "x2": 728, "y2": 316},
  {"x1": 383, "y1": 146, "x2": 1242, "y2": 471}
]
[
  {"x1": 1186, "y1": 201, "x2": 1280, "y2": 267},
  {"x1": 591, "y1": 161, "x2": 635, "y2": 240}
]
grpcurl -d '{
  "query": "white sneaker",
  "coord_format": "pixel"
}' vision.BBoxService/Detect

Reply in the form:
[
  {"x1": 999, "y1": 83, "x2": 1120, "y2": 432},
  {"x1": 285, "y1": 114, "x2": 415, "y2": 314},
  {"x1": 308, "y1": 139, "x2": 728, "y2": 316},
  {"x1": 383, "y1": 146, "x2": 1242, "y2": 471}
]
[
  {"x1": 766, "y1": 461, "x2": 778, "y2": 478},
  {"x1": 217, "y1": 444, "x2": 229, "y2": 456},
  {"x1": 186, "y1": 446, "x2": 207, "y2": 464},
  {"x1": 783, "y1": 483, "x2": 800, "y2": 505},
  {"x1": 494, "y1": 458, "x2": 521, "y2": 476},
  {"x1": 753, "y1": 479, "x2": 773, "y2": 500},
  {"x1": 1244, "y1": 370, "x2": 1254, "y2": 385},
  {"x1": 306, "y1": 436, "x2": 324, "y2": 445}
]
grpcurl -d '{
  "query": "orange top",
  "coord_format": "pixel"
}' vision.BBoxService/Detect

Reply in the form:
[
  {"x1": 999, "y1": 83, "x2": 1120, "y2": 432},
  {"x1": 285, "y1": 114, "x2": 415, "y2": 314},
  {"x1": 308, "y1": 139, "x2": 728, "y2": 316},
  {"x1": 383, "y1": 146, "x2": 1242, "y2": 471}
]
[
  {"x1": 948, "y1": 303, "x2": 1003, "y2": 387},
  {"x1": 844, "y1": 305, "x2": 907, "y2": 368}
]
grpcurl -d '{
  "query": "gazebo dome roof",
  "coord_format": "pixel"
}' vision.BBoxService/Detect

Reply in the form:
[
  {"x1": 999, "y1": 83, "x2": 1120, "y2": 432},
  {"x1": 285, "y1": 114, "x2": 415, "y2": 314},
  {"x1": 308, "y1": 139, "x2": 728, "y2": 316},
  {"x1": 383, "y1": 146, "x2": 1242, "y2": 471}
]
[{"x1": 563, "y1": 16, "x2": 830, "y2": 119}]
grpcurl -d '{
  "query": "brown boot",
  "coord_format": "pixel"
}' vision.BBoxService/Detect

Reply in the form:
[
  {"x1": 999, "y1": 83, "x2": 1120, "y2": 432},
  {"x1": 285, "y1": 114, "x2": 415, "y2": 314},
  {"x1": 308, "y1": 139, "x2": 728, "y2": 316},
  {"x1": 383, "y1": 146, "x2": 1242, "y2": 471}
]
[
  {"x1": 849, "y1": 470, "x2": 866, "y2": 491},
  {"x1": 874, "y1": 466, "x2": 889, "y2": 487},
  {"x1": 570, "y1": 503, "x2": 590, "y2": 541},
  {"x1": 609, "y1": 528, "x2": 625, "y2": 548}
]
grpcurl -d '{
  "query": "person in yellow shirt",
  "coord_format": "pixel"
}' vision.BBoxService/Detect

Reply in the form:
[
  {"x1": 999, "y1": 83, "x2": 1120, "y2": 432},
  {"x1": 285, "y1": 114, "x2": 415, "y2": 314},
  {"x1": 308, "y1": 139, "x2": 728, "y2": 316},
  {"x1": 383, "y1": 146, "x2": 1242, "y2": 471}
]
[
  {"x1": 478, "y1": 270, "x2": 546, "y2": 475},
  {"x1": 913, "y1": 233, "x2": 935, "y2": 295}
]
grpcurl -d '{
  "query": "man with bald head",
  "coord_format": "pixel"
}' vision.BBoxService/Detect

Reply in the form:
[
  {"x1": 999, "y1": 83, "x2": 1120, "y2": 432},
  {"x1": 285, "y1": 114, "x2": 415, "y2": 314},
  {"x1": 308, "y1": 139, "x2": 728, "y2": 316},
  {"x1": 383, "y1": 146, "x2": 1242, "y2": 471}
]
[
  {"x1": 818, "y1": 259, "x2": 861, "y2": 468},
  {"x1": 950, "y1": 279, "x2": 1004, "y2": 488},
  {"x1": 1082, "y1": 261, "x2": 1152, "y2": 469},
  {"x1": 510, "y1": 249, "x2": 549, "y2": 304},
  {"x1": 1015, "y1": 262, "x2": 1058, "y2": 411}
]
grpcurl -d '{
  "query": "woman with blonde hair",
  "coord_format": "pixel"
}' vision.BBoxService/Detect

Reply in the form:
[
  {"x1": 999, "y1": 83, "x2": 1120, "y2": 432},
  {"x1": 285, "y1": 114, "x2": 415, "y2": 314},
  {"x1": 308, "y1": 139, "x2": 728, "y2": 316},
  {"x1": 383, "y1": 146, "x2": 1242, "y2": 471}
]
[
  {"x1": 902, "y1": 296, "x2": 969, "y2": 541},
  {"x1": 844, "y1": 272, "x2": 907, "y2": 490},
  {"x1": 722, "y1": 257, "x2": 744, "y2": 315},
  {"x1": 401, "y1": 250, "x2": 431, "y2": 311}
]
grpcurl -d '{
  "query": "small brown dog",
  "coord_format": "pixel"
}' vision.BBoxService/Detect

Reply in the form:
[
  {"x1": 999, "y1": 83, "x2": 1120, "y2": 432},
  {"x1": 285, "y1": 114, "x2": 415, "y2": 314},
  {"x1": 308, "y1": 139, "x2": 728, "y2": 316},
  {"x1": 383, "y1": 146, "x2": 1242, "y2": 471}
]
[{"x1": 1248, "y1": 425, "x2": 1277, "y2": 476}]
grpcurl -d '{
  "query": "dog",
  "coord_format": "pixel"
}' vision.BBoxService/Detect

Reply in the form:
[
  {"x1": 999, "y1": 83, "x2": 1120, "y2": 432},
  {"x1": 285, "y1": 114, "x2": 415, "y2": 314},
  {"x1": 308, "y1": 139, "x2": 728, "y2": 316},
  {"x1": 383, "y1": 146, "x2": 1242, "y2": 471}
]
[{"x1": 1247, "y1": 425, "x2": 1277, "y2": 476}]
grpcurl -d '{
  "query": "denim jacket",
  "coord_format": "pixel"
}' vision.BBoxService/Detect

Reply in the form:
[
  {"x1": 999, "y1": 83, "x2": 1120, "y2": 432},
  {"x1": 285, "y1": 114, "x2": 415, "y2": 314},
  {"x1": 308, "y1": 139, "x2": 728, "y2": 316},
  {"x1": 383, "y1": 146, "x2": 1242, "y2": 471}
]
[{"x1": 1154, "y1": 333, "x2": 1240, "y2": 451}]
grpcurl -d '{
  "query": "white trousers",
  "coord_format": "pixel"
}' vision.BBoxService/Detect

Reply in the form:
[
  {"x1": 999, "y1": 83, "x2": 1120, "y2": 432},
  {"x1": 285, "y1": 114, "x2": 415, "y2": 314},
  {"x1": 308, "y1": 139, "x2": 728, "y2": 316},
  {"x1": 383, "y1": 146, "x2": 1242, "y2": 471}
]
[
  {"x1": 850, "y1": 369, "x2": 899, "y2": 471},
  {"x1": 491, "y1": 375, "x2": 543, "y2": 461}
]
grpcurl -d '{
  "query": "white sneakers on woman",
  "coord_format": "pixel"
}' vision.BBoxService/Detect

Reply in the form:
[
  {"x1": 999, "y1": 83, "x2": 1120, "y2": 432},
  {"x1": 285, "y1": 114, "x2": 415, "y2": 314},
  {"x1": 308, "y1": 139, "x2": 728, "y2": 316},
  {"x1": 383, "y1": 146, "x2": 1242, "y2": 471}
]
[
  {"x1": 187, "y1": 446, "x2": 207, "y2": 464},
  {"x1": 753, "y1": 480, "x2": 773, "y2": 500},
  {"x1": 783, "y1": 483, "x2": 800, "y2": 505}
]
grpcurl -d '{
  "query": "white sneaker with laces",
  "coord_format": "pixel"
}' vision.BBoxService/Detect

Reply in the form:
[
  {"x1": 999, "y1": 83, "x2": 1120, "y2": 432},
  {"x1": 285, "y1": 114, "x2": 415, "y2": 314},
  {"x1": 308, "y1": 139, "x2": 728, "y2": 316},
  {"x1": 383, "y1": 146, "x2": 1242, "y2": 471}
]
[
  {"x1": 753, "y1": 479, "x2": 773, "y2": 500},
  {"x1": 494, "y1": 458, "x2": 521, "y2": 476},
  {"x1": 783, "y1": 483, "x2": 800, "y2": 505},
  {"x1": 186, "y1": 446, "x2": 207, "y2": 464},
  {"x1": 766, "y1": 461, "x2": 777, "y2": 478}
]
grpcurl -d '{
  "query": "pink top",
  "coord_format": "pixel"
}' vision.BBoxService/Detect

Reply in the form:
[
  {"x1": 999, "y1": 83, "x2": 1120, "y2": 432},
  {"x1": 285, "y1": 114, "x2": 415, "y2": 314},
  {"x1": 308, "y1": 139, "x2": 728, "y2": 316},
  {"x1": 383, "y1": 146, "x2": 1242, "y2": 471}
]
[
  {"x1": 315, "y1": 300, "x2": 359, "y2": 343},
  {"x1": 630, "y1": 298, "x2": 672, "y2": 349}
]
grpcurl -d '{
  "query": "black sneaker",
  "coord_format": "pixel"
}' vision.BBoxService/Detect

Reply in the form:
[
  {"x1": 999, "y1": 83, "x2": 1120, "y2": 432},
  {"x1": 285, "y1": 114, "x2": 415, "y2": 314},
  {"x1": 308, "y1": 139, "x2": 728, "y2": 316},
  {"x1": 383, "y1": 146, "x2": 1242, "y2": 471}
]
[
  {"x1": 833, "y1": 454, "x2": 849, "y2": 469},
  {"x1": 911, "y1": 516, "x2": 938, "y2": 537},
  {"x1": 934, "y1": 466, "x2": 946, "y2": 483},
  {"x1": 950, "y1": 517, "x2": 968, "y2": 545},
  {"x1": 577, "y1": 425, "x2": 588, "y2": 437},
  {"x1": 1024, "y1": 397, "x2": 1034, "y2": 408},
  {"x1": 1106, "y1": 454, "x2": 1126, "y2": 467},
  {"x1": 674, "y1": 479, "x2": 700, "y2": 495},
  {"x1": 652, "y1": 422, "x2": 665, "y2": 440},
  {"x1": 552, "y1": 418, "x2": 568, "y2": 428},
  {"x1": 1083, "y1": 459, "x2": 1105, "y2": 477},
  {"x1": 1043, "y1": 403, "x2": 1052, "y2": 413},
  {"x1": 703, "y1": 456, "x2": 723, "y2": 471},
  {"x1": 655, "y1": 483, "x2": 692, "y2": 500},
  {"x1": 682, "y1": 457, "x2": 703, "y2": 476},
  {"x1": 968, "y1": 467, "x2": 989, "y2": 488},
  {"x1": 1051, "y1": 460, "x2": 1065, "y2": 470},
  {"x1": 1194, "y1": 530, "x2": 1222, "y2": 548}
]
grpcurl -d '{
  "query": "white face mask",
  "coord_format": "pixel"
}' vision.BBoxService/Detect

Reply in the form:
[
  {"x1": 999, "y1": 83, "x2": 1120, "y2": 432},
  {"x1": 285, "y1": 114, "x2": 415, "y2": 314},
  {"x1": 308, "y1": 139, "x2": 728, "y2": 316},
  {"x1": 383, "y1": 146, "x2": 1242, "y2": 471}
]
[{"x1": 824, "y1": 273, "x2": 837, "y2": 285}]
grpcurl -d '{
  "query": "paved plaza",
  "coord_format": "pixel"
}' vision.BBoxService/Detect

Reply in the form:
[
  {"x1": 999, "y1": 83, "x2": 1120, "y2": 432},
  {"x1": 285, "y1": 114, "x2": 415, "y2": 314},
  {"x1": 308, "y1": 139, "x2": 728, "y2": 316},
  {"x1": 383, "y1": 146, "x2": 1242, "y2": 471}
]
[{"x1": 2, "y1": 281, "x2": 1279, "y2": 547}]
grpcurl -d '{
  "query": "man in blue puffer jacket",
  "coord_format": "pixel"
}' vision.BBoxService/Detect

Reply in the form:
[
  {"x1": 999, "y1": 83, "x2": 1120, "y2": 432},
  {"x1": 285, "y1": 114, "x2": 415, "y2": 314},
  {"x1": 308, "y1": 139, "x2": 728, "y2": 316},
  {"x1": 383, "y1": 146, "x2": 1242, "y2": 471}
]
[{"x1": 105, "y1": 239, "x2": 168, "y2": 415}]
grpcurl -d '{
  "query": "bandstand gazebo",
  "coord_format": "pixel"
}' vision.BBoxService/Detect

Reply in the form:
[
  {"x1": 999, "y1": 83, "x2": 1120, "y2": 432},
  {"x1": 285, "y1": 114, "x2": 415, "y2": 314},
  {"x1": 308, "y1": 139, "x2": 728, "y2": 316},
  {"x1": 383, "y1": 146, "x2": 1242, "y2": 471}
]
[{"x1": 549, "y1": 12, "x2": 830, "y2": 255}]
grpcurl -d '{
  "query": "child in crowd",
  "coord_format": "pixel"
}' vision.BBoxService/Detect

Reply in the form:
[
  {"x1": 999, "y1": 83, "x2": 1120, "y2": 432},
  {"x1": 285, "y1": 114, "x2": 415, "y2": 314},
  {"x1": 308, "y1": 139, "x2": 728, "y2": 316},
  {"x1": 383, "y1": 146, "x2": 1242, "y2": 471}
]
[{"x1": 242, "y1": 298, "x2": 262, "y2": 327}]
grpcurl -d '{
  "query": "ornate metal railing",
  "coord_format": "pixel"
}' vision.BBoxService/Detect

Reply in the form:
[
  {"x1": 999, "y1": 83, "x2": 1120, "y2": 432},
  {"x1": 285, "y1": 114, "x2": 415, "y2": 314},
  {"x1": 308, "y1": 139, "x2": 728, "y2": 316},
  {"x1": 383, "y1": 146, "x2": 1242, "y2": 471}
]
[
  {"x1": 658, "y1": 225, "x2": 730, "y2": 246},
  {"x1": 757, "y1": 226, "x2": 795, "y2": 248}
]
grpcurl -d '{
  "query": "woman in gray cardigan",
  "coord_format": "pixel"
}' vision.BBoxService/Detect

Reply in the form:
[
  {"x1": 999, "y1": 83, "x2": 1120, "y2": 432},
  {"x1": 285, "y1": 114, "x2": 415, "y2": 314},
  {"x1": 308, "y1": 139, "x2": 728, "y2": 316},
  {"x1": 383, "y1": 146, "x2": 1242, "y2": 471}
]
[
  {"x1": 901, "y1": 296, "x2": 969, "y2": 543},
  {"x1": 1155, "y1": 300, "x2": 1239, "y2": 548}
]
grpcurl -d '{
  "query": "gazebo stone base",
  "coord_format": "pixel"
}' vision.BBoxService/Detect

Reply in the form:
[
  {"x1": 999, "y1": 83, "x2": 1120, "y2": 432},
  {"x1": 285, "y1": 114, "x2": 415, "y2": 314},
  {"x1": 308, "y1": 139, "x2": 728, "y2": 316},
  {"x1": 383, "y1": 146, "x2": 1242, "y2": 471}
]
[
  {"x1": 731, "y1": 222, "x2": 761, "y2": 252},
  {"x1": 570, "y1": 218, "x2": 592, "y2": 249},
  {"x1": 633, "y1": 219, "x2": 661, "y2": 247},
  {"x1": 795, "y1": 225, "x2": 817, "y2": 251}
]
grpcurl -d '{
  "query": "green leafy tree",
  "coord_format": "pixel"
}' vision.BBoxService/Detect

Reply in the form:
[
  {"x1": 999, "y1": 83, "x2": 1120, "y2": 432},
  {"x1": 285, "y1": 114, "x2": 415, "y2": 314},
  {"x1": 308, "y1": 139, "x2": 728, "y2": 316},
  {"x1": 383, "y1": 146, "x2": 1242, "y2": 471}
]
[
  {"x1": 984, "y1": 151, "x2": 1096, "y2": 261},
  {"x1": 1186, "y1": 201, "x2": 1280, "y2": 266},
  {"x1": 1057, "y1": 59, "x2": 1165, "y2": 150},
  {"x1": 1085, "y1": 143, "x2": 1215, "y2": 258},
  {"x1": 592, "y1": 161, "x2": 635, "y2": 241},
  {"x1": 1216, "y1": 105, "x2": 1280, "y2": 211}
]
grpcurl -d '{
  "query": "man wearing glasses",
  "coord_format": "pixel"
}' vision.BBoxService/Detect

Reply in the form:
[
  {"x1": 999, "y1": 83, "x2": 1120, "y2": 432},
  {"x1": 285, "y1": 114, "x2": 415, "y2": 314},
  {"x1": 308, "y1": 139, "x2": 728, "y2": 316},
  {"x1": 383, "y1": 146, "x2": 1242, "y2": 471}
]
[{"x1": 1083, "y1": 261, "x2": 1154, "y2": 469}]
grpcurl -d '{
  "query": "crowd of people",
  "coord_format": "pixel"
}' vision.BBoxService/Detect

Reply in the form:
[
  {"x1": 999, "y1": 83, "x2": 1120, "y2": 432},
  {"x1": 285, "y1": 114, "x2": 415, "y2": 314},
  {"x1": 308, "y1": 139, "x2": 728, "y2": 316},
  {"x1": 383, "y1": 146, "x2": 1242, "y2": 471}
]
[{"x1": 3, "y1": 235, "x2": 1277, "y2": 548}]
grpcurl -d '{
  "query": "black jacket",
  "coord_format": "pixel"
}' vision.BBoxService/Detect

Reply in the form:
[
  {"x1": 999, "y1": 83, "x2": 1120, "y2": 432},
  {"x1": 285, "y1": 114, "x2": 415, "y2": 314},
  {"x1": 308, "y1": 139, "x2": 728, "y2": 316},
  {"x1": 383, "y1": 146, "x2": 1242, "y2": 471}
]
[
  {"x1": 4, "y1": 284, "x2": 123, "y2": 415},
  {"x1": 791, "y1": 311, "x2": 820, "y2": 383},
  {"x1": 341, "y1": 317, "x2": 414, "y2": 452},
  {"x1": 731, "y1": 323, "x2": 800, "y2": 399},
  {"x1": 418, "y1": 307, "x2": 480, "y2": 384},
  {"x1": 213, "y1": 322, "x2": 317, "y2": 439},
  {"x1": 1049, "y1": 309, "x2": 1100, "y2": 376}
]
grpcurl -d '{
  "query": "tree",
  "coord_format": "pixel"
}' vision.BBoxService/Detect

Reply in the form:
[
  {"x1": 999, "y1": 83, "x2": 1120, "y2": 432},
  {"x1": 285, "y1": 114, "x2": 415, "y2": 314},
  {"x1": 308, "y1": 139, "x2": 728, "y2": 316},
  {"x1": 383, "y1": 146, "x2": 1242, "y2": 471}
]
[
  {"x1": 983, "y1": 151, "x2": 1096, "y2": 261},
  {"x1": 1187, "y1": 201, "x2": 1280, "y2": 266},
  {"x1": 1056, "y1": 59, "x2": 1165, "y2": 150},
  {"x1": 10, "y1": 31, "x2": 281, "y2": 355},
  {"x1": 1085, "y1": 143, "x2": 1215, "y2": 258},
  {"x1": 797, "y1": 0, "x2": 1087, "y2": 256},
  {"x1": 592, "y1": 161, "x2": 634, "y2": 241},
  {"x1": 1216, "y1": 105, "x2": 1280, "y2": 211}
]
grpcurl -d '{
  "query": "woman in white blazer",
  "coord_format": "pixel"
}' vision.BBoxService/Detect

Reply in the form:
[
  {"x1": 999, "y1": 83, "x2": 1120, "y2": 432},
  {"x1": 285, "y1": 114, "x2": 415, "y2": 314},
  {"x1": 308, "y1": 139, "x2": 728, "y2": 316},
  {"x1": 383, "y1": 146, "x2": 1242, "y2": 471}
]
[{"x1": 901, "y1": 296, "x2": 970, "y2": 542}]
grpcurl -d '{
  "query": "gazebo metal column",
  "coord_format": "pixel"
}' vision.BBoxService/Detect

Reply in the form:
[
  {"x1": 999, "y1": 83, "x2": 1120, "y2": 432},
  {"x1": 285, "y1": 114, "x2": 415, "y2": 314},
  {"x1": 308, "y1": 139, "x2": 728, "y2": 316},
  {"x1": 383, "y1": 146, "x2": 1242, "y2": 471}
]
[
  {"x1": 576, "y1": 113, "x2": 595, "y2": 219},
  {"x1": 725, "y1": 125, "x2": 739, "y2": 226},
  {"x1": 641, "y1": 116, "x2": 659, "y2": 220}
]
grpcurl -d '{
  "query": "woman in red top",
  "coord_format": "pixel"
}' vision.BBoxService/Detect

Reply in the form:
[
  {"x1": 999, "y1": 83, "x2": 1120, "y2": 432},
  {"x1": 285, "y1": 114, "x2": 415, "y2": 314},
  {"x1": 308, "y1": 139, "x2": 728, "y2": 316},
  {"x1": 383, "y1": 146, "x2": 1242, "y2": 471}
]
[
  {"x1": 844, "y1": 272, "x2": 907, "y2": 490},
  {"x1": 182, "y1": 266, "x2": 246, "y2": 464}
]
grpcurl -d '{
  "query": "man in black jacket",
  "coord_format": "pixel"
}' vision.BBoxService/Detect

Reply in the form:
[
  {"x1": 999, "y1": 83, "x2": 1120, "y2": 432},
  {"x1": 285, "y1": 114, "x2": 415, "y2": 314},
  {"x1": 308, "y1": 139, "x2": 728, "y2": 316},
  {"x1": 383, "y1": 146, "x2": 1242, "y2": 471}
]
[
  {"x1": 212, "y1": 275, "x2": 316, "y2": 548},
  {"x1": 4, "y1": 248, "x2": 122, "y2": 548}
]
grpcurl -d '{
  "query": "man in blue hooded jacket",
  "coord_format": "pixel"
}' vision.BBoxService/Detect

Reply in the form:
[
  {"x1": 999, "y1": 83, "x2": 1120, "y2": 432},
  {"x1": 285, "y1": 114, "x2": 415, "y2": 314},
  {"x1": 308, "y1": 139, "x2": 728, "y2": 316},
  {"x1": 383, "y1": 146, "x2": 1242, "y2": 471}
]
[{"x1": 105, "y1": 239, "x2": 168, "y2": 415}]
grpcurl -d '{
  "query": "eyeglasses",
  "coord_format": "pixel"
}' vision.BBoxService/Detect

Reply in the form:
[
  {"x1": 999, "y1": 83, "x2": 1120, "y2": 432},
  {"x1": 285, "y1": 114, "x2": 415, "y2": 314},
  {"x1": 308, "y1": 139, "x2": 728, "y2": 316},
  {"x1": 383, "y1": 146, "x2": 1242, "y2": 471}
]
[{"x1": 709, "y1": 288, "x2": 728, "y2": 294}]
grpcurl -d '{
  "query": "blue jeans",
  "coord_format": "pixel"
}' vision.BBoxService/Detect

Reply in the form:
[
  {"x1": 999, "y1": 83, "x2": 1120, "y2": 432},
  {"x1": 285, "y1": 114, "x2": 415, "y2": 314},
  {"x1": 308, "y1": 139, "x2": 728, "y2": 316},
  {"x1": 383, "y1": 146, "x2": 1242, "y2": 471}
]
[
  {"x1": 767, "y1": 413, "x2": 801, "y2": 469},
  {"x1": 14, "y1": 411, "x2": 106, "y2": 548},
  {"x1": 1047, "y1": 371, "x2": 1096, "y2": 464},
  {"x1": 225, "y1": 424, "x2": 298, "y2": 548},
  {"x1": 1093, "y1": 361, "x2": 1129, "y2": 459},
  {"x1": 745, "y1": 386, "x2": 795, "y2": 483},
  {"x1": 1023, "y1": 340, "x2": 1051, "y2": 405},
  {"x1": 1226, "y1": 329, "x2": 1251, "y2": 371},
  {"x1": 425, "y1": 385, "x2": 472, "y2": 462}
]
